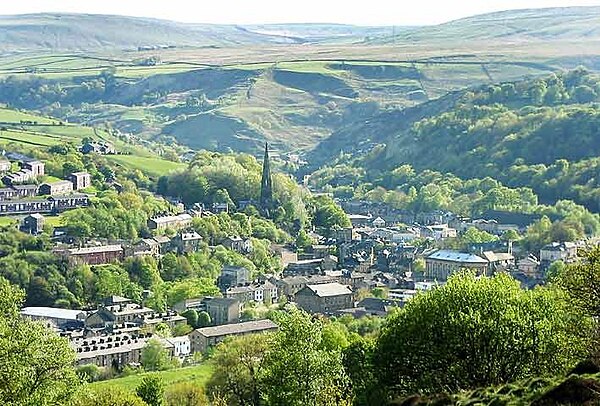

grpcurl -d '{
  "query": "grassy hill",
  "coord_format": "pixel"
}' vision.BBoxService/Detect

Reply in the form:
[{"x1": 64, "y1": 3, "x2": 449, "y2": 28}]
[
  {"x1": 375, "y1": 6, "x2": 600, "y2": 44},
  {"x1": 0, "y1": 13, "x2": 393, "y2": 53},
  {"x1": 0, "y1": 8, "x2": 600, "y2": 157},
  {"x1": 0, "y1": 107, "x2": 185, "y2": 177}
]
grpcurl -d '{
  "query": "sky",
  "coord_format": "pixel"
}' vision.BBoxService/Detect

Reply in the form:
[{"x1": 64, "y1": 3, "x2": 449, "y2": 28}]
[{"x1": 1, "y1": 0, "x2": 600, "y2": 26}]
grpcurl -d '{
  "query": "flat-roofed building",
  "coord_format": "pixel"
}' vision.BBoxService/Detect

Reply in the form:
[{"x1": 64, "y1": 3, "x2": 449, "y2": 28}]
[
  {"x1": 147, "y1": 213, "x2": 193, "y2": 231},
  {"x1": 58, "y1": 244, "x2": 124, "y2": 265},
  {"x1": 189, "y1": 319, "x2": 278, "y2": 353}
]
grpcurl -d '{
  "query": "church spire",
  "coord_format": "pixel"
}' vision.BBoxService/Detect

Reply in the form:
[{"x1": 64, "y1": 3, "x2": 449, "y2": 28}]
[{"x1": 260, "y1": 142, "x2": 273, "y2": 217}]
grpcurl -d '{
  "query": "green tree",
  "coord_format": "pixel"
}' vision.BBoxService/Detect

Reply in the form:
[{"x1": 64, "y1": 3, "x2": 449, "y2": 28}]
[
  {"x1": 182, "y1": 309, "x2": 199, "y2": 329},
  {"x1": 262, "y1": 309, "x2": 350, "y2": 406},
  {"x1": 198, "y1": 311, "x2": 212, "y2": 328},
  {"x1": 374, "y1": 271, "x2": 590, "y2": 397},
  {"x1": 0, "y1": 277, "x2": 80, "y2": 405},
  {"x1": 136, "y1": 374, "x2": 165, "y2": 406},
  {"x1": 206, "y1": 334, "x2": 272, "y2": 406},
  {"x1": 141, "y1": 339, "x2": 171, "y2": 371}
]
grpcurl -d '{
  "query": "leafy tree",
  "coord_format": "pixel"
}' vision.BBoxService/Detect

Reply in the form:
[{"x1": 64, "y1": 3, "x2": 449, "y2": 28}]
[
  {"x1": 198, "y1": 311, "x2": 212, "y2": 328},
  {"x1": 136, "y1": 374, "x2": 165, "y2": 406},
  {"x1": 206, "y1": 334, "x2": 272, "y2": 406},
  {"x1": 342, "y1": 338, "x2": 385, "y2": 406},
  {"x1": 141, "y1": 339, "x2": 171, "y2": 371},
  {"x1": 0, "y1": 277, "x2": 80, "y2": 405},
  {"x1": 182, "y1": 309, "x2": 199, "y2": 329},
  {"x1": 374, "y1": 271, "x2": 590, "y2": 396},
  {"x1": 555, "y1": 246, "x2": 600, "y2": 319},
  {"x1": 262, "y1": 309, "x2": 351, "y2": 405}
]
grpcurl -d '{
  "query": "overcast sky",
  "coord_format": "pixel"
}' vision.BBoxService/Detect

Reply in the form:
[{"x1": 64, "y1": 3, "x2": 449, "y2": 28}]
[{"x1": 1, "y1": 0, "x2": 600, "y2": 25}]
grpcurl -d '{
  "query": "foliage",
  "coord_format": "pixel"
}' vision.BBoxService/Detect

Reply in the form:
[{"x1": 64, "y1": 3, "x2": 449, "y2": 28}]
[
  {"x1": 206, "y1": 334, "x2": 272, "y2": 406},
  {"x1": 70, "y1": 387, "x2": 147, "y2": 406},
  {"x1": 136, "y1": 374, "x2": 165, "y2": 406},
  {"x1": 165, "y1": 382, "x2": 208, "y2": 406},
  {"x1": 261, "y1": 309, "x2": 351, "y2": 405},
  {"x1": 555, "y1": 246, "x2": 600, "y2": 319},
  {"x1": 141, "y1": 339, "x2": 172, "y2": 372},
  {"x1": 373, "y1": 272, "x2": 591, "y2": 397},
  {"x1": 0, "y1": 277, "x2": 80, "y2": 405}
]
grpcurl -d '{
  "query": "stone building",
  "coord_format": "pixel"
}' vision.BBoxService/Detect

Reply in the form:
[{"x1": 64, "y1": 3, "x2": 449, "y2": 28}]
[{"x1": 295, "y1": 283, "x2": 353, "y2": 314}]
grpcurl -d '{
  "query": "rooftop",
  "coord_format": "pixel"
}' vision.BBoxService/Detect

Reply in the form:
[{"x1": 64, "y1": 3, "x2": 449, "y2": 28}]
[
  {"x1": 67, "y1": 245, "x2": 123, "y2": 255},
  {"x1": 195, "y1": 319, "x2": 278, "y2": 338},
  {"x1": 427, "y1": 250, "x2": 488, "y2": 264},
  {"x1": 21, "y1": 306, "x2": 85, "y2": 320},
  {"x1": 304, "y1": 282, "x2": 353, "y2": 297}
]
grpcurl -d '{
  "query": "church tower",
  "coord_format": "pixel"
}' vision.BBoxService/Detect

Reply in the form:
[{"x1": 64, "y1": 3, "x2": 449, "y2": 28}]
[{"x1": 260, "y1": 142, "x2": 274, "y2": 217}]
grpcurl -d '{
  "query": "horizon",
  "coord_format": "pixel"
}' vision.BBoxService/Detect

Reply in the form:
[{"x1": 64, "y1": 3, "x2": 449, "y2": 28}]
[{"x1": 1, "y1": 1, "x2": 600, "y2": 26}]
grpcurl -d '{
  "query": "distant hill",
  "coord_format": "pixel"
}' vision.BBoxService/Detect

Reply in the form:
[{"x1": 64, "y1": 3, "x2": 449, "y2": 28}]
[
  {"x1": 374, "y1": 6, "x2": 600, "y2": 44},
  {"x1": 0, "y1": 14, "x2": 393, "y2": 52}
]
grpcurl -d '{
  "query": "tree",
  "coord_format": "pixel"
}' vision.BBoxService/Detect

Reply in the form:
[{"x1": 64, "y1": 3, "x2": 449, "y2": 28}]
[
  {"x1": 136, "y1": 374, "x2": 165, "y2": 406},
  {"x1": 141, "y1": 339, "x2": 171, "y2": 371},
  {"x1": 262, "y1": 309, "x2": 351, "y2": 406},
  {"x1": 342, "y1": 338, "x2": 385, "y2": 406},
  {"x1": 373, "y1": 271, "x2": 590, "y2": 397},
  {"x1": 555, "y1": 246, "x2": 600, "y2": 319},
  {"x1": 182, "y1": 309, "x2": 199, "y2": 329},
  {"x1": 198, "y1": 311, "x2": 212, "y2": 328},
  {"x1": 0, "y1": 277, "x2": 80, "y2": 405},
  {"x1": 206, "y1": 334, "x2": 272, "y2": 406}
]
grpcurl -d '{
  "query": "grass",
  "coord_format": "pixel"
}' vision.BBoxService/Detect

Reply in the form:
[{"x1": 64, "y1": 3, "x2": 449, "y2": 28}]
[
  {"x1": 0, "y1": 108, "x2": 56, "y2": 124},
  {"x1": 106, "y1": 155, "x2": 186, "y2": 177},
  {"x1": 91, "y1": 363, "x2": 214, "y2": 392},
  {"x1": 0, "y1": 217, "x2": 17, "y2": 226}
]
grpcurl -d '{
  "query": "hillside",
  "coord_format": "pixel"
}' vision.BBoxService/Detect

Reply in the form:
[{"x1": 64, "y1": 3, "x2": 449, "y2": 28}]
[
  {"x1": 375, "y1": 6, "x2": 600, "y2": 44},
  {"x1": 0, "y1": 13, "x2": 393, "y2": 52},
  {"x1": 0, "y1": 9, "x2": 600, "y2": 156},
  {"x1": 309, "y1": 69, "x2": 600, "y2": 212}
]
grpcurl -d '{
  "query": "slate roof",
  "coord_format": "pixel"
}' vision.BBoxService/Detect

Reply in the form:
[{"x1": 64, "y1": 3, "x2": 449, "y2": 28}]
[
  {"x1": 427, "y1": 250, "x2": 488, "y2": 264},
  {"x1": 21, "y1": 306, "x2": 85, "y2": 320},
  {"x1": 304, "y1": 282, "x2": 353, "y2": 297},
  {"x1": 194, "y1": 319, "x2": 278, "y2": 338}
]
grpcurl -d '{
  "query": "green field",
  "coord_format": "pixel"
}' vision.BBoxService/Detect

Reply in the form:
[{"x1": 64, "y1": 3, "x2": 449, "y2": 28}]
[
  {"x1": 91, "y1": 363, "x2": 214, "y2": 392},
  {"x1": 107, "y1": 155, "x2": 186, "y2": 177}
]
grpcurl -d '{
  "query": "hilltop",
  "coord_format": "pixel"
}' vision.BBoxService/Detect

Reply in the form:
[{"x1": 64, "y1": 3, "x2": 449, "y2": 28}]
[
  {"x1": 374, "y1": 6, "x2": 600, "y2": 44},
  {"x1": 0, "y1": 13, "x2": 392, "y2": 53}
]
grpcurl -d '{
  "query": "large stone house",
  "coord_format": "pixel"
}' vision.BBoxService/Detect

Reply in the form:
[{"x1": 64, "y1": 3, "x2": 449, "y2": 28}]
[{"x1": 295, "y1": 282, "x2": 353, "y2": 314}]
